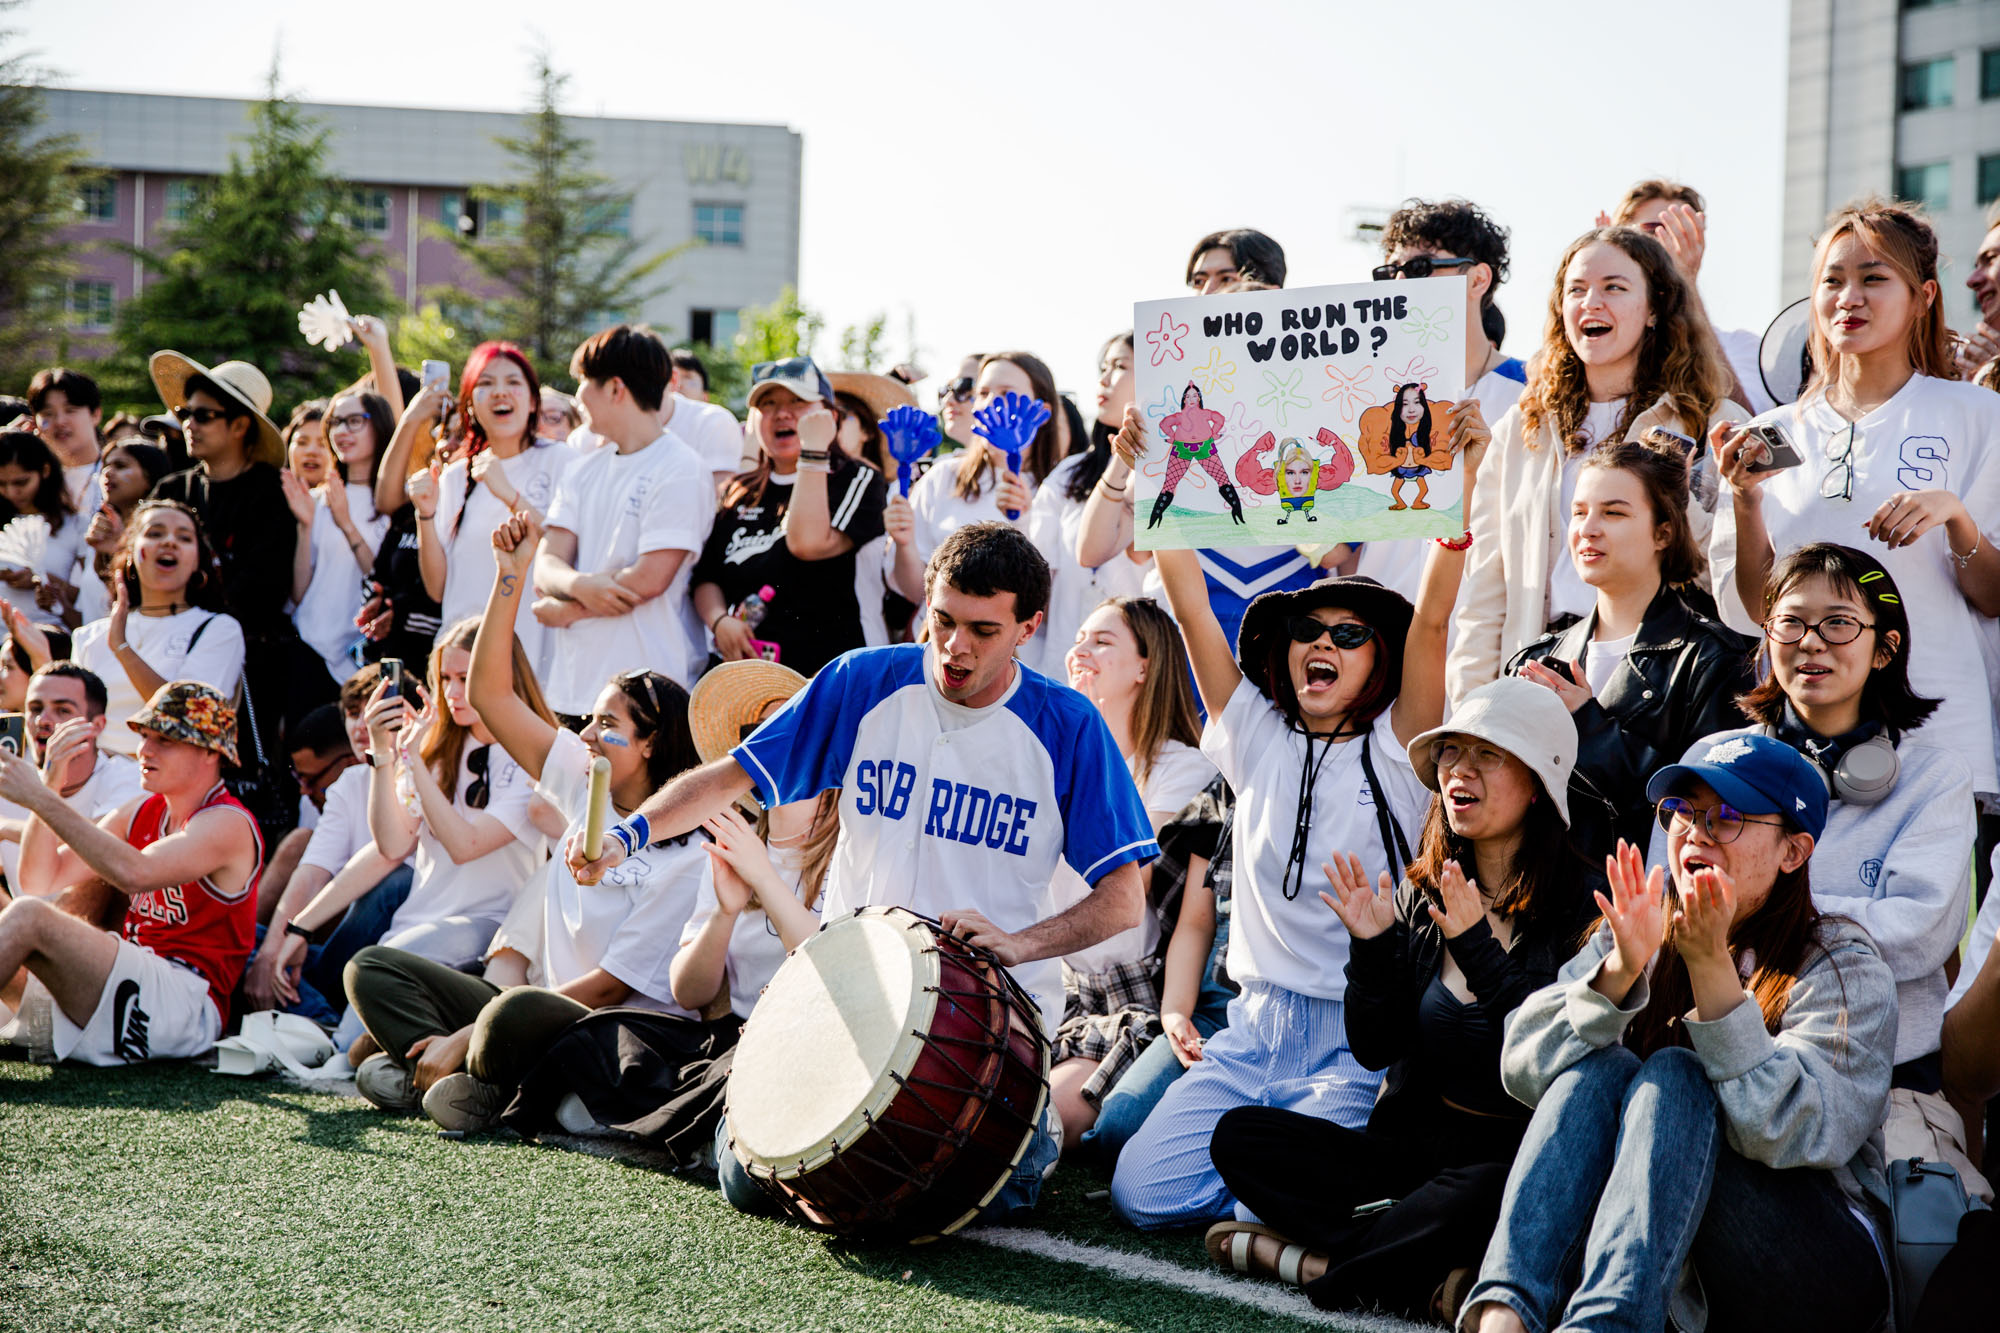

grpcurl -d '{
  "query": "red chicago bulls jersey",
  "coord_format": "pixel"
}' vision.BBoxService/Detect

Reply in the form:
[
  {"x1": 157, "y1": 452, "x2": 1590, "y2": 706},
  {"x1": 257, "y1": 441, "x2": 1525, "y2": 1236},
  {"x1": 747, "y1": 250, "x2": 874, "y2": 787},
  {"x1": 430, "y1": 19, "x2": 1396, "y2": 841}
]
[{"x1": 121, "y1": 783, "x2": 263, "y2": 1025}]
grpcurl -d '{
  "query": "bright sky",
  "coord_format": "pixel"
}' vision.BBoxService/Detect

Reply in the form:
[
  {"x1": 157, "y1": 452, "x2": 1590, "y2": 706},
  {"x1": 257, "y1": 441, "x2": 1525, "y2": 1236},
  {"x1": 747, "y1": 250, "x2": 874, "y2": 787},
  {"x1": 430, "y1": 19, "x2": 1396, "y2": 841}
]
[{"x1": 26, "y1": 0, "x2": 1794, "y2": 402}]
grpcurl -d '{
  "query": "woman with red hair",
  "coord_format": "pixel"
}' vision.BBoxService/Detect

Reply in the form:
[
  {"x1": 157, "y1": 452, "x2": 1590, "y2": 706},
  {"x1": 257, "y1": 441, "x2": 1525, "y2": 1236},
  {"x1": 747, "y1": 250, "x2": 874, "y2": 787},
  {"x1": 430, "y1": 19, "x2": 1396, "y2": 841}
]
[{"x1": 377, "y1": 343, "x2": 574, "y2": 673}]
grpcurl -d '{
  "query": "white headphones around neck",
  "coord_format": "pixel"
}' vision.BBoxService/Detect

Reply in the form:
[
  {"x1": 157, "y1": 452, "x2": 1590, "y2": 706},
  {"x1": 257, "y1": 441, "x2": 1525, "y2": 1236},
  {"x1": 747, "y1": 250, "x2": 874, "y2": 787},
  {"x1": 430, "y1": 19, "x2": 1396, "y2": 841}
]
[{"x1": 1765, "y1": 723, "x2": 1898, "y2": 806}]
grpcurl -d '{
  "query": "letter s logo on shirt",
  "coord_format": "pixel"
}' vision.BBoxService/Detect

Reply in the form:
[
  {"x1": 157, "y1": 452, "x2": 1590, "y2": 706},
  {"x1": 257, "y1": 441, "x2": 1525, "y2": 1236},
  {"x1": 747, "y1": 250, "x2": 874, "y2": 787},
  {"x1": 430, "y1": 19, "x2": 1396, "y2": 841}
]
[{"x1": 1895, "y1": 435, "x2": 1949, "y2": 490}]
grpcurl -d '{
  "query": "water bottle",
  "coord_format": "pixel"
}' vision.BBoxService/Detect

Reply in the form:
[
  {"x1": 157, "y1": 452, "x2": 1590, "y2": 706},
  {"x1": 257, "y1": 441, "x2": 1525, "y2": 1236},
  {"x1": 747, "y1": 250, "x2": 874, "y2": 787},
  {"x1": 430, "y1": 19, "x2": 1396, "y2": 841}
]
[{"x1": 736, "y1": 585, "x2": 777, "y2": 632}]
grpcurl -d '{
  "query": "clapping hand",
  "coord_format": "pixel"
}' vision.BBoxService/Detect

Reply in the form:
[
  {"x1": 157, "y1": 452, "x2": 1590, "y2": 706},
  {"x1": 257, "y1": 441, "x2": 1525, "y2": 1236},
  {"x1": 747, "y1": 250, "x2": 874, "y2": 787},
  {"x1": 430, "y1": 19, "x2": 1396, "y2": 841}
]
[
  {"x1": 1593, "y1": 840, "x2": 1670, "y2": 1003},
  {"x1": 1319, "y1": 851, "x2": 1398, "y2": 940},
  {"x1": 700, "y1": 805, "x2": 784, "y2": 915},
  {"x1": 1674, "y1": 863, "x2": 1737, "y2": 965},
  {"x1": 880, "y1": 405, "x2": 942, "y2": 497},
  {"x1": 1426, "y1": 859, "x2": 1485, "y2": 939},
  {"x1": 973, "y1": 392, "x2": 1052, "y2": 519}
]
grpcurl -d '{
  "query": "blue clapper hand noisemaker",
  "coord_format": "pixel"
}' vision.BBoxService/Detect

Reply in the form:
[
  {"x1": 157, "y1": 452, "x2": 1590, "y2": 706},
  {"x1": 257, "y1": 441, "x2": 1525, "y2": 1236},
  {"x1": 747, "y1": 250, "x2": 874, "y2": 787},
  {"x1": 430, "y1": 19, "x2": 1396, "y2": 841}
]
[
  {"x1": 972, "y1": 391, "x2": 1052, "y2": 520},
  {"x1": 879, "y1": 405, "x2": 942, "y2": 498}
]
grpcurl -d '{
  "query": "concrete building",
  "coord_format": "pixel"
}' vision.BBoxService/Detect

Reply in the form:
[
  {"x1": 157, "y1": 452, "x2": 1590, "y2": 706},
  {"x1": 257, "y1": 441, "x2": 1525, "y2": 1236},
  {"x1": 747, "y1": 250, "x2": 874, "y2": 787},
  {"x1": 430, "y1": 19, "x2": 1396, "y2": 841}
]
[
  {"x1": 46, "y1": 89, "x2": 802, "y2": 352},
  {"x1": 1785, "y1": 0, "x2": 2000, "y2": 315}
]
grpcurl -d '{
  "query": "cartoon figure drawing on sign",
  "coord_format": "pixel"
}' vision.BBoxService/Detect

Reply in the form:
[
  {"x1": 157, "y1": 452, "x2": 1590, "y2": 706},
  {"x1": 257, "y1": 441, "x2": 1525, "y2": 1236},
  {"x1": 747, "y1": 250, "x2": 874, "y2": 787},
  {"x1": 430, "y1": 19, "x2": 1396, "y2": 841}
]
[
  {"x1": 1148, "y1": 382, "x2": 1245, "y2": 530},
  {"x1": 1356, "y1": 382, "x2": 1457, "y2": 511},
  {"x1": 1234, "y1": 428, "x2": 1356, "y2": 524}
]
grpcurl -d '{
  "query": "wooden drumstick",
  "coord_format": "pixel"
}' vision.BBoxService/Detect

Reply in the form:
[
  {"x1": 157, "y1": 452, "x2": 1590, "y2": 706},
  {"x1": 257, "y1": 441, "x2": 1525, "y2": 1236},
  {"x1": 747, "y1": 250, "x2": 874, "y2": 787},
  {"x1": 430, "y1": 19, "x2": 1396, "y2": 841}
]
[{"x1": 583, "y1": 756, "x2": 612, "y2": 860}]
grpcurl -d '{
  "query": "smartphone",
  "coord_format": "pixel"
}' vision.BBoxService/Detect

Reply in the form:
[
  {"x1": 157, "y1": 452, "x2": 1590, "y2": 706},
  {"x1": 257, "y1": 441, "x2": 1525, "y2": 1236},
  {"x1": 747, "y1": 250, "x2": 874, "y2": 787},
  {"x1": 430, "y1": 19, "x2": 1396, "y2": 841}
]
[
  {"x1": 1640, "y1": 425, "x2": 1699, "y2": 459},
  {"x1": 381, "y1": 657, "x2": 404, "y2": 701},
  {"x1": 421, "y1": 360, "x2": 450, "y2": 396},
  {"x1": 0, "y1": 713, "x2": 23, "y2": 759},
  {"x1": 1745, "y1": 423, "x2": 1805, "y2": 474}
]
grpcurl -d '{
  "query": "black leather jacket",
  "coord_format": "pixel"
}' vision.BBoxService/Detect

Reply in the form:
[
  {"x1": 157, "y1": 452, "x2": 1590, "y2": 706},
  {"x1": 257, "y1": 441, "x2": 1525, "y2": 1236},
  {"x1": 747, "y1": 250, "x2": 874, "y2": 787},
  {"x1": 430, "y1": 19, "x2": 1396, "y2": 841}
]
[{"x1": 1506, "y1": 585, "x2": 1757, "y2": 860}]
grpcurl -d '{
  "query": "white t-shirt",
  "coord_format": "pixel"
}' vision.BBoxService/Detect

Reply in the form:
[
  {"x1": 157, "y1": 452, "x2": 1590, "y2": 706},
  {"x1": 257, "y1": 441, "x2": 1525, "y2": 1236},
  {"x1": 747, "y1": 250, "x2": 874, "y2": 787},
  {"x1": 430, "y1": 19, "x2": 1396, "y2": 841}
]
[
  {"x1": 1710, "y1": 377, "x2": 2000, "y2": 794},
  {"x1": 296, "y1": 484, "x2": 390, "y2": 683},
  {"x1": 542, "y1": 433, "x2": 713, "y2": 708},
  {"x1": 676, "y1": 842, "x2": 824, "y2": 1021},
  {"x1": 1203, "y1": 679, "x2": 1429, "y2": 999},
  {"x1": 1022, "y1": 453, "x2": 1153, "y2": 680},
  {"x1": 855, "y1": 534, "x2": 894, "y2": 646},
  {"x1": 0, "y1": 749, "x2": 144, "y2": 892},
  {"x1": 1583, "y1": 630, "x2": 1637, "y2": 699},
  {"x1": 297, "y1": 765, "x2": 391, "y2": 876},
  {"x1": 382, "y1": 742, "x2": 543, "y2": 940},
  {"x1": 1357, "y1": 359, "x2": 1529, "y2": 606},
  {"x1": 73, "y1": 609, "x2": 246, "y2": 758},
  {"x1": 484, "y1": 728, "x2": 704, "y2": 1014},
  {"x1": 1054, "y1": 739, "x2": 1218, "y2": 974},
  {"x1": 908, "y1": 450, "x2": 1031, "y2": 565},
  {"x1": 432, "y1": 443, "x2": 574, "y2": 675},
  {"x1": 63, "y1": 462, "x2": 100, "y2": 514},
  {"x1": 1546, "y1": 399, "x2": 1629, "y2": 626},
  {"x1": 662, "y1": 394, "x2": 745, "y2": 479}
]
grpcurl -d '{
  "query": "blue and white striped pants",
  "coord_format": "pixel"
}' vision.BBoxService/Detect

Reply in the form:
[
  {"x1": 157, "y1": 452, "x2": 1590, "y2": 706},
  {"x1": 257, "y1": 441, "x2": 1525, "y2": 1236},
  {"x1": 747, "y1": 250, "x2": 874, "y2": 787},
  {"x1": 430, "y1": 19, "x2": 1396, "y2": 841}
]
[{"x1": 1108, "y1": 981, "x2": 1382, "y2": 1230}]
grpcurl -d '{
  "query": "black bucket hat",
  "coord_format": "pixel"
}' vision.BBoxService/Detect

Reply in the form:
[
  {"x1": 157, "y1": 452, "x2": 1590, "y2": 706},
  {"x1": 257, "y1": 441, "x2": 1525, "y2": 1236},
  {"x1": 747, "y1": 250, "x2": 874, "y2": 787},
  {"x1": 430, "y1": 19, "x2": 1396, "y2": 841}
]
[{"x1": 1235, "y1": 576, "x2": 1415, "y2": 706}]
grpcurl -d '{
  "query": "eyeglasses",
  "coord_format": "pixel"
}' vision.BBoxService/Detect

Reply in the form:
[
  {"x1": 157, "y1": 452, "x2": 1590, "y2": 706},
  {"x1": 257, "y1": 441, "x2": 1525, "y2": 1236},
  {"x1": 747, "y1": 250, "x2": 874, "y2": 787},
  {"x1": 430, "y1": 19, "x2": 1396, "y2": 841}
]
[
  {"x1": 465, "y1": 745, "x2": 491, "y2": 810},
  {"x1": 291, "y1": 752, "x2": 349, "y2": 793},
  {"x1": 1763, "y1": 613, "x2": 1874, "y2": 646},
  {"x1": 1283, "y1": 617, "x2": 1376, "y2": 649},
  {"x1": 1372, "y1": 256, "x2": 1477, "y2": 282},
  {"x1": 1655, "y1": 795, "x2": 1786, "y2": 843},
  {"x1": 1820, "y1": 421, "x2": 1858, "y2": 503},
  {"x1": 940, "y1": 377, "x2": 975, "y2": 405},
  {"x1": 1434, "y1": 741, "x2": 1509, "y2": 774},
  {"x1": 327, "y1": 413, "x2": 372, "y2": 431},
  {"x1": 172, "y1": 406, "x2": 230, "y2": 425}
]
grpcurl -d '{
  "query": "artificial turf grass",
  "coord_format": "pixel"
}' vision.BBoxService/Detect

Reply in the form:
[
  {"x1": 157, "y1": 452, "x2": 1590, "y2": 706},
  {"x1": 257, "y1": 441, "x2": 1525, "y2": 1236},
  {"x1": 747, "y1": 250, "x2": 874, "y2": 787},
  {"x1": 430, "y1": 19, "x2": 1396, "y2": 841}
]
[{"x1": 0, "y1": 1062, "x2": 1351, "y2": 1333}]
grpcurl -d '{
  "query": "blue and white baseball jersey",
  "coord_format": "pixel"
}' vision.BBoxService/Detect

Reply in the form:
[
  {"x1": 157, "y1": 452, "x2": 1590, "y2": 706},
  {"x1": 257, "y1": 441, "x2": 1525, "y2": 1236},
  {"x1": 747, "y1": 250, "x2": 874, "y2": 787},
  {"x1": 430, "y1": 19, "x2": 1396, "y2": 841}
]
[{"x1": 732, "y1": 643, "x2": 1160, "y2": 1034}]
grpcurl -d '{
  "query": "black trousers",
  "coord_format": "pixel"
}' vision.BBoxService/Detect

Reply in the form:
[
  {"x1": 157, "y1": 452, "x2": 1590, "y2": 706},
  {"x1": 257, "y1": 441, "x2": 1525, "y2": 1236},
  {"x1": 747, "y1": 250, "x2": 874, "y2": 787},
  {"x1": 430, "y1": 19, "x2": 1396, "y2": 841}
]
[{"x1": 1209, "y1": 1103, "x2": 1519, "y2": 1317}]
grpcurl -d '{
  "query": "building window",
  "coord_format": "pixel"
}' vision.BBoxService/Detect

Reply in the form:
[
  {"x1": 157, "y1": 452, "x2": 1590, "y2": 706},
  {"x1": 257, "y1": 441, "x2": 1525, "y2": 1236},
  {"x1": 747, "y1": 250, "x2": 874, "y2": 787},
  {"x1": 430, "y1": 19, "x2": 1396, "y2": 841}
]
[
  {"x1": 1982, "y1": 48, "x2": 2000, "y2": 100},
  {"x1": 694, "y1": 203, "x2": 743, "y2": 246},
  {"x1": 439, "y1": 191, "x2": 475, "y2": 236},
  {"x1": 689, "y1": 309, "x2": 742, "y2": 347},
  {"x1": 1981, "y1": 154, "x2": 2000, "y2": 205},
  {"x1": 1900, "y1": 56, "x2": 1955, "y2": 110},
  {"x1": 341, "y1": 188, "x2": 391, "y2": 235},
  {"x1": 483, "y1": 198, "x2": 521, "y2": 240},
  {"x1": 165, "y1": 178, "x2": 206, "y2": 224},
  {"x1": 584, "y1": 199, "x2": 631, "y2": 239},
  {"x1": 75, "y1": 177, "x2": 116, "y2": 223},
  {"x1": 66, "y1": 279, "x2": 115, "y2": 332},
  {"x1": 1897, "y1": 161, "x2": 1951, "y2": 212}
]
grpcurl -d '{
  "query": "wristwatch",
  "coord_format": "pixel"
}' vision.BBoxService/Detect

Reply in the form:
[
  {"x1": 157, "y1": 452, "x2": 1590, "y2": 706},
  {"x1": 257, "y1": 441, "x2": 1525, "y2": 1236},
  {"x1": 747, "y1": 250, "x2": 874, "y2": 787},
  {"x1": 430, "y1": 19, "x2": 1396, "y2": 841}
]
[{"x1": 364, "y1": 749, "x2": 389, "y2": 768}]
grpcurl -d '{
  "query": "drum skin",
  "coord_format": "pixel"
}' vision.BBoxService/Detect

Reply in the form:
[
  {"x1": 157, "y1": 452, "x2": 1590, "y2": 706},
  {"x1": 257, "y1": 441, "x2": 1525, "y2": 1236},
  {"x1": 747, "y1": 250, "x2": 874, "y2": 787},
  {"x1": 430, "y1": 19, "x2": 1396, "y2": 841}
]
[{"x1": 726, "y1": 907, "x2": 1050, "y2": 1242}]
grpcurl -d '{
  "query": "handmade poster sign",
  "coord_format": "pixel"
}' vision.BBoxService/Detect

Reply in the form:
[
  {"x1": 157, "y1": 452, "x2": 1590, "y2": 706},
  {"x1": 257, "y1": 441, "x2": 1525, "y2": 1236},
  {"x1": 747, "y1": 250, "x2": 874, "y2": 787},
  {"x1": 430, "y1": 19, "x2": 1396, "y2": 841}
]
[{"x1": 1131, "y1": 276, "x2": 1468, "y2": 550}]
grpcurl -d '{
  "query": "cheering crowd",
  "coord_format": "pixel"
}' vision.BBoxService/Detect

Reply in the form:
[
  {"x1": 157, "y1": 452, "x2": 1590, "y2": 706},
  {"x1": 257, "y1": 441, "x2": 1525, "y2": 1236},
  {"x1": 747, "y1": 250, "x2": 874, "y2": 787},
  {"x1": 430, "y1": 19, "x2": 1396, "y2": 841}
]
[{"x1": 3, "y1": 178, "x2": 2000, "y2": 1330}]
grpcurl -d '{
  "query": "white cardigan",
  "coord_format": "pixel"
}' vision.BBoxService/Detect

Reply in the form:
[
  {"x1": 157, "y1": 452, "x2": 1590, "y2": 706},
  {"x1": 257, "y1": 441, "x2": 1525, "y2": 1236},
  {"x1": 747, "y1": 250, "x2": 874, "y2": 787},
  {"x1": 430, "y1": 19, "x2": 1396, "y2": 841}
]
[{"x1": 1446, "y1": 394, "x2": 1736, "y2": 703}]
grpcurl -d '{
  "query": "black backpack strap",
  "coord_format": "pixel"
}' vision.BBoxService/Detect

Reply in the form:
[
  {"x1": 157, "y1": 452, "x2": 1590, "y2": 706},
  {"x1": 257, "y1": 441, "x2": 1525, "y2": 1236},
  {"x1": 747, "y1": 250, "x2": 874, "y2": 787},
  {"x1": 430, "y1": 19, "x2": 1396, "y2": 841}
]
[{"x1": 1359, "y1": 731, "x2": 1412, "y2": 878}]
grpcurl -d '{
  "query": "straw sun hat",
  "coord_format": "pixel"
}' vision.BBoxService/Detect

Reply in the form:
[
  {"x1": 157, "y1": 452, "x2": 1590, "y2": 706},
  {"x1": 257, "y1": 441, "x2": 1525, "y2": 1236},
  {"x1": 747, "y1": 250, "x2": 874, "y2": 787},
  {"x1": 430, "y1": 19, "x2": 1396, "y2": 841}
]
[{"x1": 148, "y1": 350, "x2": 286, "y2": 468}]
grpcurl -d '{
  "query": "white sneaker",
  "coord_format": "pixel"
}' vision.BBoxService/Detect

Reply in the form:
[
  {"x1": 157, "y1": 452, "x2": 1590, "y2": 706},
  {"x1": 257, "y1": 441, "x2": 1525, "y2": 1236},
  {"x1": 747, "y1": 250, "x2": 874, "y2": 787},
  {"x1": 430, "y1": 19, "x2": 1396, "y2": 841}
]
[
  {"x1": 423, "y1": 1072, "x2": 507, "y2": 1134},
  {"x1": 554, "y1": 1092, "x2": 610, "y2": 1135},
  {"x1": 354, "y1": 1053, "x2": 419, "y2": 1112}
]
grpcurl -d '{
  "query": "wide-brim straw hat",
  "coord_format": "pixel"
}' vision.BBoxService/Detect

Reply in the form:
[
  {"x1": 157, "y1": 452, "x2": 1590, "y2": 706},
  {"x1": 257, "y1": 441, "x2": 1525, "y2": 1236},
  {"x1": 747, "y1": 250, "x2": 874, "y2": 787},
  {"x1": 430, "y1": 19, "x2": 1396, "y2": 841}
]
[
  {"x1": 148, "y1": 351, "x2": 286, "y2": 469},
  {"x1": 828, "y1": 371, "x2": 917, "y2": 422},
  {"x1": 1405, "y1": 676, "x2": 1577, "y2": 827},
  {"x1": 689, "y1": 660, "x2": 809, "y2": 767}
]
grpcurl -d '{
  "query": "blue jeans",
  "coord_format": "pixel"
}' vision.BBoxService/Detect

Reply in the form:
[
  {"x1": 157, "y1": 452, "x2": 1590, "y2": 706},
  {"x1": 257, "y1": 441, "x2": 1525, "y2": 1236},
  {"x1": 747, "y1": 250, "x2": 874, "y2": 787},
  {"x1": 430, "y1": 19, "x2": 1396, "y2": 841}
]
[
  {"x1": 253, "y1": 865, "x2": 413, "y2": 1032},
  {"x1": 1081, "y1": 902, "x2": 1235, "y2": 1169},
  {"x1": 1467, "y1": 1043, "x2": 1887, "y2": 1333},
  {"x1": 714, "y1": 1102, "x2": 1061, "y2": 1223}
]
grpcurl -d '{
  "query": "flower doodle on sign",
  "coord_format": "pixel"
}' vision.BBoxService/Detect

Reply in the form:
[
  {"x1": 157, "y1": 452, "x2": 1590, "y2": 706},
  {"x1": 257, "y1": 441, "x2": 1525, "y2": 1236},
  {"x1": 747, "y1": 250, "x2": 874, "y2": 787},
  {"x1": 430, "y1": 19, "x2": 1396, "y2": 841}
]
[
  {"x1": 1218, "y1": 400, "x2": 1265, "y2": 450},
  {"x1": 1140, "y1": 383, "x2": 1181, "y2": 478},
  {"x1": 1190, "y1": 345, "x2": 1237, "y2": 395},
  {"x1": 1321, "y1": 364, "x2": 1375, "y2": 419},
  {"x1": 1382, "y1": 357, "x2": 1441, "y2": 389},
  {"x1": 1398, "y1": 305, "x2": 1454, "y2": 348},
  {"x1": 1145, "y1": 311, "x2": 1190, "y2": 367},
  {"x1": 1256, "y1": 368, "x2": 1310, "y2": 429}
]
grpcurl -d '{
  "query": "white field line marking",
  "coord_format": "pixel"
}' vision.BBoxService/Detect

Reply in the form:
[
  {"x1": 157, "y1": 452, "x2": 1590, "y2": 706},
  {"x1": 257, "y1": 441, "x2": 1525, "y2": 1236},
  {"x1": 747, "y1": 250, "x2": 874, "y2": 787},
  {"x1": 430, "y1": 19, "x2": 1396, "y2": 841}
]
[{"x1": 956, "y1": 1226, "x2": 1434, "y2": 1333}]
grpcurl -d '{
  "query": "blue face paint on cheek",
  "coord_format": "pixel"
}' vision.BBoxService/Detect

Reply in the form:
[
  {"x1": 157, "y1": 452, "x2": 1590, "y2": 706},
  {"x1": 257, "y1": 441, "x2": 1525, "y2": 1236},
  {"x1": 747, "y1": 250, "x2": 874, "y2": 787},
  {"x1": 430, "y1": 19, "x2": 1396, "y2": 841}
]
[{"x1": 598, "y1": 732, "x2": 630, "y2": 748}]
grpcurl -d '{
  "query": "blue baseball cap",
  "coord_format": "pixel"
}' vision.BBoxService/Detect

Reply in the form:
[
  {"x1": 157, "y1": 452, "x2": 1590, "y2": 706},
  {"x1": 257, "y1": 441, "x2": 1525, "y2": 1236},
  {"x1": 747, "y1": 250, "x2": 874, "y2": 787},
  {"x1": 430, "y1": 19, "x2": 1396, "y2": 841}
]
[{"x1": 1644, "y1": 733, "x2": 1828, "y2": 840}]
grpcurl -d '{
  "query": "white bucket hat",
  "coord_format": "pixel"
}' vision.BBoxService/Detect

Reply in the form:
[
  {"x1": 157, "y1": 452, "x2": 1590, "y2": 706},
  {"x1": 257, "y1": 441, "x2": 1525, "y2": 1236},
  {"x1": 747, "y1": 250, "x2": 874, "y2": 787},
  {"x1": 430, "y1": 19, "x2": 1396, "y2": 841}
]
[{"x1": 1405, "y1": 676, "x2": 1578, "y2": 826}]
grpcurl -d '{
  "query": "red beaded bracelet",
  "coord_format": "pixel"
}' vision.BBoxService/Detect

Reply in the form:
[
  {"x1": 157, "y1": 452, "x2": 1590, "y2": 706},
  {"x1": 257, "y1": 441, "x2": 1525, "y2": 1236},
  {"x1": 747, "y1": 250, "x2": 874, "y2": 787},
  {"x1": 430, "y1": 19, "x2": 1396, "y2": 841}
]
[{"x1": 1434, "y1": 531, "x2": 1473, "y2": 551}]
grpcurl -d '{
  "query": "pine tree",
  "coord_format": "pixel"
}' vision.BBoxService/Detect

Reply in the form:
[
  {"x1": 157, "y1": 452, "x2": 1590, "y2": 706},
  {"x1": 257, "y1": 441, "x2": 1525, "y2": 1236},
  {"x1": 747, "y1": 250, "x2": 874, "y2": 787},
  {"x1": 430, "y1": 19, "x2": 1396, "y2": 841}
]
[
  {"x1": 441, "y1": 52, "x2": 685, "y2": 384},
  {"x1": 109, "y1": 69, "x2": 395, "y2": 414},
  {"x1": 0, "y1": 11, "x2": 87, "y2": 385}
]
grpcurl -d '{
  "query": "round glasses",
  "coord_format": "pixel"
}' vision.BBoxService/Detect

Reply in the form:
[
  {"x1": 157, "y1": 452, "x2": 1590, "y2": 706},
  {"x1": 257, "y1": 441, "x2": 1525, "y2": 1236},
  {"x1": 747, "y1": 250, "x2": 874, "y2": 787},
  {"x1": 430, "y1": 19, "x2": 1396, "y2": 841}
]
[
  {"x1": 1434, "y1": 741, "x2": 1508, "y2": 774},
  {"x1": 1656, "y1": 795, "x2": 1786, "y2": 844},
  {"x1": 1283, "y1": 617, "x2": 1375, "y2": 648},
  {"x1": 1763, "y1": 613, "x2": 1873, "y2": 646}
]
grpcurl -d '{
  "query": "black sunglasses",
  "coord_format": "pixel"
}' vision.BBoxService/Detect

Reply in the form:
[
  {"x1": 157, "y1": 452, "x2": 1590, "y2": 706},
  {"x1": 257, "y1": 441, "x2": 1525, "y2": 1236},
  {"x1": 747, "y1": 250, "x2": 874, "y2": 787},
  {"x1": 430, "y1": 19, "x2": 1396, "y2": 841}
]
[
  {"x1": 465, "y1": 745, "x2": 491, "y2": 810},
  {"x1": 1371, "y1": 256, "x2": 1476, "y2": 281},
  {"x1": 172, "y1": 405, "x2": 231, "y2": 425},
  {"x1": 940, "y1": 377, "x2": 975, "y2": 405},
  {"x1": 1284, "y1": 617, "x2": 1375, "y2": 648}
]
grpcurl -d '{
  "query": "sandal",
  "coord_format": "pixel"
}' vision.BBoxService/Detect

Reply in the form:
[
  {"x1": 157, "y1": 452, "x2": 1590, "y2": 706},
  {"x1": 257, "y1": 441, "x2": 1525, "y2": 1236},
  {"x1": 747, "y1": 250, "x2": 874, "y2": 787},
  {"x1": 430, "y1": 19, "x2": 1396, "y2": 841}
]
[{"x1": 1203, "y1": 1221, "x2": 1315, "y2": 1286}]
